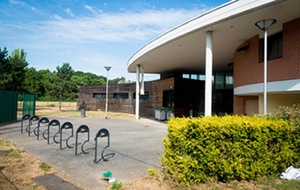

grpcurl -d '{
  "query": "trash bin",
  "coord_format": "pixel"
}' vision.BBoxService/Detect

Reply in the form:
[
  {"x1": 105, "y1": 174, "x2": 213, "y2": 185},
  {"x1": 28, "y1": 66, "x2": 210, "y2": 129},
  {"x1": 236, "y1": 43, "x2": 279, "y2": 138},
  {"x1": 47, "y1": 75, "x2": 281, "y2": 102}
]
[
  {"x1": 189, "y1": 109, "x2": 193, "y2": 117},
  {"x1": 165, "y1": 108, "x2": 174, "y2": 120},
  {"x1": 154, "y1": 108, "x2": 166, "y2": 121},
  {"x1": 80, "y1": 109, "x2": 86, "y2": 118},
  {"x1": 79, "y1": 101, "x2": 87, "y2": 118}
]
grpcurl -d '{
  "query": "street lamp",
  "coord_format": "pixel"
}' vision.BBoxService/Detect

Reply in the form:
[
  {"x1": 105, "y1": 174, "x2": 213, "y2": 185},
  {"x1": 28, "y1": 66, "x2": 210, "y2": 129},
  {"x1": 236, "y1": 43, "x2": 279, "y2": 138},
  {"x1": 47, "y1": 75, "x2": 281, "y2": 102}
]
[
  {"x1": 255, "y1": 19, "x2": 276, "y2": 114},
  {"x1": 104, "y1": 66, "x2": 111, "y2": 119}
]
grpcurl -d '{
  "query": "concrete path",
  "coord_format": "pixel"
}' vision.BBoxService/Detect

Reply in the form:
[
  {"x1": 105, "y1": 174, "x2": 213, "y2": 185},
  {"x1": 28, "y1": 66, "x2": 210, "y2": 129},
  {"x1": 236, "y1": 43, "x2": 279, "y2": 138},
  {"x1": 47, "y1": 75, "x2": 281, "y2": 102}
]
[{"x1": 0, "y1": 117, "x2": 167, "y2": 190}]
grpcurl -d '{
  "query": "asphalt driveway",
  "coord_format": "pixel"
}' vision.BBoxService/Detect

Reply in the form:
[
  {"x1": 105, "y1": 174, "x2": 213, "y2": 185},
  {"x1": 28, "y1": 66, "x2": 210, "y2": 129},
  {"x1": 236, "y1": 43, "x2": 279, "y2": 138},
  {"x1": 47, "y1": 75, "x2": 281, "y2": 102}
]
[{"x1": 0, "y1": 117, "x2": 167, "y2": 189}]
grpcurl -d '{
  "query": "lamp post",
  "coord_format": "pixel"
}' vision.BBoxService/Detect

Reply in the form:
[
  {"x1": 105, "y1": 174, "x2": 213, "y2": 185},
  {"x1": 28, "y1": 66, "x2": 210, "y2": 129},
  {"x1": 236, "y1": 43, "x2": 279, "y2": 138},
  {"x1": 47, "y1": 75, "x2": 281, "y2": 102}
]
[
  {"x1": 104, "y1": 66, "x2": 111, "y2": 119},
  {"x1": 255, "y1": 19, "x2": 276, "y2": 114}
]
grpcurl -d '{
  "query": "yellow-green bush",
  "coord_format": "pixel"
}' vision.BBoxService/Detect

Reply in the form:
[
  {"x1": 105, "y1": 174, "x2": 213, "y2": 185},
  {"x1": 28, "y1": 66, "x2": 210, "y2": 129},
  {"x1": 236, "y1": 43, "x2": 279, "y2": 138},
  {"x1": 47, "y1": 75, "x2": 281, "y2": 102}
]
[{"x1": 162, "y1": 115, "x2": 300, "y2": 185}]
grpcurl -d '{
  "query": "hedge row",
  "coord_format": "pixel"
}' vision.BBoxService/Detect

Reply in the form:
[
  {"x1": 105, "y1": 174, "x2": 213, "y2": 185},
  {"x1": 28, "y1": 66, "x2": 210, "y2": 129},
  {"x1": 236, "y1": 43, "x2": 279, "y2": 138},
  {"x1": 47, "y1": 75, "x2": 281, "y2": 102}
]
[{"x1": 162, "y1": 116, "x2": 300, "y2": 184}]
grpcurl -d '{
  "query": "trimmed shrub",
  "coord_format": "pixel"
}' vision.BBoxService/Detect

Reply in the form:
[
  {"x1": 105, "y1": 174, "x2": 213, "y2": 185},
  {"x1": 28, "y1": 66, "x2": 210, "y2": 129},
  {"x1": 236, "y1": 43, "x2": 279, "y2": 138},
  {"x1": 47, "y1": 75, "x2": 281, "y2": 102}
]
[{"x1": 162, "y1": 115, "x2": 300, "y2": 185}]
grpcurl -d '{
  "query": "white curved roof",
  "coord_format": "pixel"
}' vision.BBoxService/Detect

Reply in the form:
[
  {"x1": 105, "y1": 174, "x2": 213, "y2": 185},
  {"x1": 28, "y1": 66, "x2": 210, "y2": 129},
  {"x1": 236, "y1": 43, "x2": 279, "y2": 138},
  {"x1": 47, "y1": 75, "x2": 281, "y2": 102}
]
[{"x1": 127, "y1": 0, "x2": 300, "y2": 74}]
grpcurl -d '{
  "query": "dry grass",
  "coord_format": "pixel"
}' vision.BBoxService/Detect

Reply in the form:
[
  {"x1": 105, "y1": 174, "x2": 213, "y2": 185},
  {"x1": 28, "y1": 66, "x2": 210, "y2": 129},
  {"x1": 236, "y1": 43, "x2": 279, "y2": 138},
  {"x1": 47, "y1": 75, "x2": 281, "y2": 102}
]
[
  {"x1": 18, "y1": 101, "x2": 136, "y2": 119},
  {"x1": 0, "y1": 140, "x2": 56, "y2": 190}
]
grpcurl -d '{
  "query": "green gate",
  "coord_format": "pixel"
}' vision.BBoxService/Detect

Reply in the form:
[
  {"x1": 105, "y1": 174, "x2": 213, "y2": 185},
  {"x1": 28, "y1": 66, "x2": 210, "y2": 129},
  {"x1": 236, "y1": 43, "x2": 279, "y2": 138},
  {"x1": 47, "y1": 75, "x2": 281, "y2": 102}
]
[
  {"x1": 0, "y1": 90, "x2": 18, "y2": 124},
  {"x1": 23, "y1": 93, "x2": 36, "y2": 115}
]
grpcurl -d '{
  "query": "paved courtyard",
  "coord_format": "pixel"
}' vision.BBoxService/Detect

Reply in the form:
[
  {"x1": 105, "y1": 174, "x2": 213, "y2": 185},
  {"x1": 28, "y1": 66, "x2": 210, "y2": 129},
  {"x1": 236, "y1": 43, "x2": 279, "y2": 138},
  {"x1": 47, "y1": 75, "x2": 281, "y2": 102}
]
[{"x1": 0, "y1": 117, "x2": 167, "y2": 189}]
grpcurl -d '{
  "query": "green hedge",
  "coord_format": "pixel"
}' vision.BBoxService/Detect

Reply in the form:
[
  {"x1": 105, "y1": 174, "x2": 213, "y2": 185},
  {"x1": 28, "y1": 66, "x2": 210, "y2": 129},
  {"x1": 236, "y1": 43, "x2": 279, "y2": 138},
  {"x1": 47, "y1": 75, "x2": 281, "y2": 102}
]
[{"x1": 162, "y1": 116, "x2": 300, "y2": 184}]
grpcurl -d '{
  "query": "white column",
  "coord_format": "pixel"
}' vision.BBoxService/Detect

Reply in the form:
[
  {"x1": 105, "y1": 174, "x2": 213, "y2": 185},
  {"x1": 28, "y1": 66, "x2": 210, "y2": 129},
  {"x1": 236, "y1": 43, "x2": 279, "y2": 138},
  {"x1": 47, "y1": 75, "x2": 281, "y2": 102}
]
[
  {"x1": 135, "y1": 65, "x2": 140, "y2": 120},
  {"x1": 263, "y1": 30, "x2": 267, "y2": 114},
  {"x1": 205, "y1": 31, "x2": 213, "y2": 116}
]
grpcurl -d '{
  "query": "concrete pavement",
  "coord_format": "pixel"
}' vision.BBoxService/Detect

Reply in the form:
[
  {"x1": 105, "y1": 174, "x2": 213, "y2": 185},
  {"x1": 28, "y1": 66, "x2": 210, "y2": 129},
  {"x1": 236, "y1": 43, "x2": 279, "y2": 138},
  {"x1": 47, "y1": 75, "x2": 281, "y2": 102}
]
[{"x1": 0, "y1": 117, "x2": 167, "y2": 189}]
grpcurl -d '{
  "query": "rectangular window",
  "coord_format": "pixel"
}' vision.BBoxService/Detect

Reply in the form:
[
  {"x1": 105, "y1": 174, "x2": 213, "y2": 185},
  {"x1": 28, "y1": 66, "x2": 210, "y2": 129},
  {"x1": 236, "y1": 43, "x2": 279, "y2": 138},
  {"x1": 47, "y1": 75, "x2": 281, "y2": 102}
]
[
  {"x1": 259, "y1": 32, "x2": 283, "y2": 62},
  {"x1": 133, "y1": 91, "x2": 149, "y2": 100},
  {"x1": 93, "y1": 93, "x2": 106, "y2": 99},
  {"x1": 163, "y1": 90, "x2": 174, "y2": 107},
  {"x1": 199, "y1": 74, "x2": 205, "y2": 81},
  {"x1": 182, "y1": 74, "x2": 189, "y2": 79},
  {"x1": 191, "y1": 74, "x2": 198, "y2": 80},
  {"x1": 215, "y1": 72, "x2": 224, "y2": 89},
  {"x1": 113, "y1": 93, "x2": 129, "y2": 99},
  {"x1": 182, "y1": 73, "x2": 205, "y2": 81},
  {"x1": 225, "y1": 75, "x2": 233, "y2": 89}
]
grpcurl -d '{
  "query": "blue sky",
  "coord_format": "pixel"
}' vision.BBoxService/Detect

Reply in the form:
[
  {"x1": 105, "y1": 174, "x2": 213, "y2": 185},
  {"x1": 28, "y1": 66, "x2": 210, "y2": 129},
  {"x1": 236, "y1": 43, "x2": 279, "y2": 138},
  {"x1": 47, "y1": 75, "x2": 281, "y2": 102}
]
[{"x1": 0, "y1": 0, "x2": 229, "y2": 81}]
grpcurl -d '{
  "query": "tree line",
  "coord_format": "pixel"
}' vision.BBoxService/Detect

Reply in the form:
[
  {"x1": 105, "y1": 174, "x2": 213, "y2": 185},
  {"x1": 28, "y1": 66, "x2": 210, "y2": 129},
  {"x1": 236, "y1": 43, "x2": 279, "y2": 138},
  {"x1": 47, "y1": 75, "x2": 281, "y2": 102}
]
[{"x1": 0, "y1": 47, "x2": 130, "y2": 104}]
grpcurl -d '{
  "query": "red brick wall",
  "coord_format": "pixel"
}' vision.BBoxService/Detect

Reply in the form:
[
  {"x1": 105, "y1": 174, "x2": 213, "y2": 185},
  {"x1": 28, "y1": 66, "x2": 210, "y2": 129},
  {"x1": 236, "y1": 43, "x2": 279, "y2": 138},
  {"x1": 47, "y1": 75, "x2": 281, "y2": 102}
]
[
  {"x1": 153, "y1": 77, "x2": 174, "y2": 108},
  {"x1": 234, "y1": 17, "x2": 300, "y2": 88},
  {"x1": 234, "y1": 35, "x2": 261, "y2": 87},
  {"x1": 276, "y1": 18, "x2": 300, "y2": 81},
  {"x1": 234, "y1": 95, "x2": 258, "y2": 115},
  {"x1": 77, "y1": 78, "x2": 175, "y2": 118}
]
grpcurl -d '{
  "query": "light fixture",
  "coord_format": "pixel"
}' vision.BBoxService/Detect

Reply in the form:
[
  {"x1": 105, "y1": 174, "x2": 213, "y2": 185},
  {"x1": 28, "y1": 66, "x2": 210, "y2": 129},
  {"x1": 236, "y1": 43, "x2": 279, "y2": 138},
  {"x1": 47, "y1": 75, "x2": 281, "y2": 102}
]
[
  {"x1": 255, "y1": 19, "x2": 276, "y2": 31},
  {"x1": 255, "y1": 19, "x2": 276, "y2": 114}
]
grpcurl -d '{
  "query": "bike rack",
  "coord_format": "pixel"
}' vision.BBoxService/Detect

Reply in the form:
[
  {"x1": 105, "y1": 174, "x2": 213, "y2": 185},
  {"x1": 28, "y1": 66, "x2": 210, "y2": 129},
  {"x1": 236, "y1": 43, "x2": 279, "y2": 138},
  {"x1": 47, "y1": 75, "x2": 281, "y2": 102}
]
[
  {"x1": 33, "y1": 117, "x2": 49, "y2": 140},
  {"x1": 75, "y1": 125, "x2": 90, "y2": 156},
  {"x1": 21, "y1": 114, "x2": 31, "y2": 134},
  {"x1": 26, "y1": 115, "x2": 39, "y2": 136},
  {"x1": 42, "y1": 119, "x2": 60, "y2": 144},
  {"x1": 94, "y1": 128, "x2": 115, "y2": 164},
  {"x1": 60, "y1": 122, "x2": 74, "y2": 150}
]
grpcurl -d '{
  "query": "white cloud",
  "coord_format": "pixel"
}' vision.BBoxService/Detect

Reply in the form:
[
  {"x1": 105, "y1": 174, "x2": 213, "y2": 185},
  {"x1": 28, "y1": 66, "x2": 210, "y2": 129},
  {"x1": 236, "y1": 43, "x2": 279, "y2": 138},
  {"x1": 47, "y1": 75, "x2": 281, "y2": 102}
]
[
  {"x1": 84, "y1": 5, "x2": 103, "y2": 15},
  {"x1": 3, "y1": 7, "x2": 208, "y2": 48},
  {"x1": 64, "y1": 8, "x2": 74, "y2": 17},
  {"x1": 2, "y1": 7, "x2": 209, "y2": 54},
  {"x1": 52, "y1": 14, "x2": 62, "y2": 20},
  {"x1": 9, "y1": 0, "x2": 21, "y2": 5},
  {"x1": 39, "y1": 8, "x2": 206, "y2": 44},
  {"x1": 9, "y1": 0, "x2": 36, "y2": 12},
  {"x1": 1, "y1": 6, "x2": 210, "y2": 80}
]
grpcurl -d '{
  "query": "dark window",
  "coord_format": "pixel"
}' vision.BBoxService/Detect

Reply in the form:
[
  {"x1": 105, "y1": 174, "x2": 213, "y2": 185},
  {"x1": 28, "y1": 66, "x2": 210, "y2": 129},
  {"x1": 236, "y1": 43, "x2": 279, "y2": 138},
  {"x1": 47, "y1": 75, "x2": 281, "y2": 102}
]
[
  {"x1": 215, "y1": 72, "x2": 224, "y2": 90},
  {"x1": 133, "y1": 91, "x2": 149, "y2": 100},
  {"x1": 259, "y1": 32, "x2": 283, "y2": 62},
  {"x1": 113, "y1": 93, "x2": 129, "y2": 99},
  {"x1": 225, "y1": 75, "x2": 233, "y2": 89},
  {"x1": 163, "y1": 90, "x2": 174, "y2": 107},
  {"x1": 213, "y1": 71, "x2": 233, "y2": 90},
  {"x1": 93, "y1": 93, "x2": 106, "y2": 99}
]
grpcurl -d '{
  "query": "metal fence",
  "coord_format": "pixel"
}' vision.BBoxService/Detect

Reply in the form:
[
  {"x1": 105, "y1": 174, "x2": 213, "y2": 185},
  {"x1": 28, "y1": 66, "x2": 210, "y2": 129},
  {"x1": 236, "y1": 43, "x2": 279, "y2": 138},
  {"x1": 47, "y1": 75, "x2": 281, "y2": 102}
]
[
  {"x1": 0, "y1": 90, "x2": 18, "y2": 124},
  {"x1": 22, "y1": 93, "x2": 36, "y2": 115}
]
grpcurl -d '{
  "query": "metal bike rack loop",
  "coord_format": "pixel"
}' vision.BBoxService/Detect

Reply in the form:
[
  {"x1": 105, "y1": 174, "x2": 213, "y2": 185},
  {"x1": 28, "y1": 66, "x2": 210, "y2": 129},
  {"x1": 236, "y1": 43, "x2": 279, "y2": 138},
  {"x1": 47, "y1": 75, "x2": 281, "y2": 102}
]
[
  {"x1": 33, "y1": 117, "x2": 49, "y2": 140},
  {"x1": 94, "y1": 128, "x2": 115, "y2": 164},
  {"x1": 42, "y1": 119, "x2": 60, "y2": 144},
  {"x1": 26, "y1": 115, "x2": 39, "y2": 136},
  {"x1": 21, "y1": 114, "x2": 31, "y2": 134},
  {"x1": 59, "y1": 122, "x2": 74, "y2": 150},
  {"x1": 75, "y1": 125, "x2": 90, "y2": 156}
]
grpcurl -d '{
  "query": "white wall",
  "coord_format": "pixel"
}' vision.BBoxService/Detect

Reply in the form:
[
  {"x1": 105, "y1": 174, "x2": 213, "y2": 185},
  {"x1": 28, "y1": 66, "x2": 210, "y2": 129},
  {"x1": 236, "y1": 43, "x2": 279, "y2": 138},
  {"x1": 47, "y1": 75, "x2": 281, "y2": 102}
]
[{"x1": 258, "y1": 94, "x2": 300, "y2": 114}]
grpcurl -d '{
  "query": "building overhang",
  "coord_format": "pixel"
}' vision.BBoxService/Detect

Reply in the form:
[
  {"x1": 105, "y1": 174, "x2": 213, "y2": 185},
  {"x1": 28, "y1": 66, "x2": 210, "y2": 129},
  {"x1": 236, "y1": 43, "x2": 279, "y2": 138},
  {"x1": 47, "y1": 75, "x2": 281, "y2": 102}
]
[
  {"x1": 127, "y1": 0, "x2": 300, "y2": 75},
  {"x1": 234, "y1": 79, "x2": 300, "y2": 95}
]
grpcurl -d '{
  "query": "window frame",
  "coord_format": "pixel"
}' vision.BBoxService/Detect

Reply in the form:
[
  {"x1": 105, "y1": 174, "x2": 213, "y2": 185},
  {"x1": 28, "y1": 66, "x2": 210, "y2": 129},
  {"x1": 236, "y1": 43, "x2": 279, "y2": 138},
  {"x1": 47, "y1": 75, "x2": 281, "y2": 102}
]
[
  {"x1": 113, "y1": 92, "x2": 129, "y2": 99},
  {"x1": 93, "y1": 93, "x2": 106, "y2": 99},
  {"x1": 259, "y1": 31, "x2": 283, "y2": 62}
]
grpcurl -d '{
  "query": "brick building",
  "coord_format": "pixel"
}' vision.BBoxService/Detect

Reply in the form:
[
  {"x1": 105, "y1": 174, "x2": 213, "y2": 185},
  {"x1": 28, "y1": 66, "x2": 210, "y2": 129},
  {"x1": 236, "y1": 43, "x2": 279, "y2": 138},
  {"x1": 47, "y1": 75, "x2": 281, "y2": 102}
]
[
  {"x1": 126, "y1": 0, "x2": 300, "y2": 118},
  {"x1": 234, "y1": 17, "x2": 300, "y2": 115},
  {"x1": 77, "y1": 76, "x2": 233, "y2": 119},
  {"x1": 78, "y1": 0, "x2": 300, "y2": 119}
]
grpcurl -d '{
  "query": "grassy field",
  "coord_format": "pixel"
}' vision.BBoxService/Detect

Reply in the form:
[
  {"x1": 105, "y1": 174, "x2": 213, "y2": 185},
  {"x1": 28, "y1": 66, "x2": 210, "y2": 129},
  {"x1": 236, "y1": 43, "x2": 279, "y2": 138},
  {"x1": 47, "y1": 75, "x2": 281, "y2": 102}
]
[{"x1": 18, "y1": 101, "x2": 135, "y2": 119}]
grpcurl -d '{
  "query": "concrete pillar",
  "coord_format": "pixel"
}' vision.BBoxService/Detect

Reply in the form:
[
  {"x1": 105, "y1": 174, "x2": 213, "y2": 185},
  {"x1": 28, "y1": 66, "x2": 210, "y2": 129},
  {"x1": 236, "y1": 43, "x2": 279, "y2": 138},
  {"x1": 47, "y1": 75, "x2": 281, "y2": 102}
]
[{"x1": 205, "y1": 31, "x2": 213, "y2": 116}]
